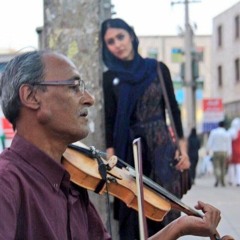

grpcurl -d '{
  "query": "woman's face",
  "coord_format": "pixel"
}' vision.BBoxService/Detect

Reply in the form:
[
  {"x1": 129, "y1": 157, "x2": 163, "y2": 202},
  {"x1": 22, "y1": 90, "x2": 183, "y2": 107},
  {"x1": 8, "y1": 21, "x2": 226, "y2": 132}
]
[{"x1": 104, "y1": 28, "x2": 135, "y2": 61}]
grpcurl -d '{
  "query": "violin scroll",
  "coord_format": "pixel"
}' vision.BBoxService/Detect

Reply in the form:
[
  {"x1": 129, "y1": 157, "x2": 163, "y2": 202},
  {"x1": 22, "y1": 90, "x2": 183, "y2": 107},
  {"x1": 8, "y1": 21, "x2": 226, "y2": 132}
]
[{"x1": 106, "y1": 155, "x2": 118, "y2": 170}]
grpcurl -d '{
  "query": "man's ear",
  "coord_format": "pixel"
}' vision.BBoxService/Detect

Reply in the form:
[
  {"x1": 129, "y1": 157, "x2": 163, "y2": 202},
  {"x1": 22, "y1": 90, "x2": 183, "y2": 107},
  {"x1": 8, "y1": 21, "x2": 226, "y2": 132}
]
[{"x1": 19, "y1": 84, "x2": 40, "y2": 110}]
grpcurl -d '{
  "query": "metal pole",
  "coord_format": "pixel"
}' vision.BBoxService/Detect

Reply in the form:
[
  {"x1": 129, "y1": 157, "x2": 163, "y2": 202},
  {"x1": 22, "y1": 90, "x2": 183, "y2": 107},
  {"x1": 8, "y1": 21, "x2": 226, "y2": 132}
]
[
  {"x1": 171, "y1": 0, "x2": 200, "y2": 134},
  {"x1": 184, "y1": 0, "x2": 195, "y2": 134}
]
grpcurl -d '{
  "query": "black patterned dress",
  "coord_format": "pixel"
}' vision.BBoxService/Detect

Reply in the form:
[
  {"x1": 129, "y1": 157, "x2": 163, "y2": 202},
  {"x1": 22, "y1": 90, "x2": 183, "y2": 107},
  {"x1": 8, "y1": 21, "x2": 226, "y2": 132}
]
[
  {"x1": 103, "y1": 62, "x2": 184, "y2": 239},
  {"x1": 130, "y1": 77, "x2": 182, "y2": 196}
]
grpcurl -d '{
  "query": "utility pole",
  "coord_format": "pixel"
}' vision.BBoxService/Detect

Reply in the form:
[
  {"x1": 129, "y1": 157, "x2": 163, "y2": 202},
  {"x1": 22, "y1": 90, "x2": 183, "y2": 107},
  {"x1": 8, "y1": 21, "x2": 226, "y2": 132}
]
[
  {"x1": 171, "y1": 0, "x2": 200, "y2": 134},
  {"x1": 184, "y1": 0, "x2": 195, "y2": 133}
]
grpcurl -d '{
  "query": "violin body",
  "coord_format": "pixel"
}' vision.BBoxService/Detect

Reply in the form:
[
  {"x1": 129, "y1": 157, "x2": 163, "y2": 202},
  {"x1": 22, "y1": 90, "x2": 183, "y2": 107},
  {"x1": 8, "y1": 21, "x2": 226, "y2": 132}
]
[{"x1": 62, "y1": 146, "x2": 171, "y2": 222}]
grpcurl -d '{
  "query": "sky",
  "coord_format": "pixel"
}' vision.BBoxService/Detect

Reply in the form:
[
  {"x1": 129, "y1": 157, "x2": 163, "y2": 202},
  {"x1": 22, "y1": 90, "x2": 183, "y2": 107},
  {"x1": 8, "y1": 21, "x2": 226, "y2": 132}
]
[
  {"x1": 0, "y1": 0, "x2": 43, "y2": 51},
  {"x1": 0, "y1": 0, "x2": 239, "y2": 51},
  {"x1": 111, "y1": 0, "x2": 240, "y2": 35}
]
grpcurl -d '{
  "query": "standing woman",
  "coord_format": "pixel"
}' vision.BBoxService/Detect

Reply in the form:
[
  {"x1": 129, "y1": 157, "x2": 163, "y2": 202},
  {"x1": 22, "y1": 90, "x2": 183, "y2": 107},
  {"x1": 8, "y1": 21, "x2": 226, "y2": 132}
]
[{"x1": 101, "y1": 18, "x2": 190, "y2": 239}]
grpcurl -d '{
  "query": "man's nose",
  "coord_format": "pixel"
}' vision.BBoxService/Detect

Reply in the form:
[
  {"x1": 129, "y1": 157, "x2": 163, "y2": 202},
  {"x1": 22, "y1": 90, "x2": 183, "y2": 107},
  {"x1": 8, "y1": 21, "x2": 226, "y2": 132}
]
[{"x1": 81, "y1": 90, "x2": 95, "y2": 106}]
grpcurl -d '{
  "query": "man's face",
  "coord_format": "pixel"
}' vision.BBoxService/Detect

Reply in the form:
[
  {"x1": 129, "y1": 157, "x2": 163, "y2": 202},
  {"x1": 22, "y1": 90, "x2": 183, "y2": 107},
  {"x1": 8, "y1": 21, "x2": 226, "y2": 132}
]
[{"x1": 36, "y1": 53, "x2": 95, "y2": 143}]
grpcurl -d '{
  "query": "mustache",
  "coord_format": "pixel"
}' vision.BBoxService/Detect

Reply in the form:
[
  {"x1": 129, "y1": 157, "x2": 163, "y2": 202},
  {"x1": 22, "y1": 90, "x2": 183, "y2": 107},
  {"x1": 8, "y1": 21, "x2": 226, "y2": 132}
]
[{"x1": 79, "y1": 108, "x2": 88, "y2": 117}]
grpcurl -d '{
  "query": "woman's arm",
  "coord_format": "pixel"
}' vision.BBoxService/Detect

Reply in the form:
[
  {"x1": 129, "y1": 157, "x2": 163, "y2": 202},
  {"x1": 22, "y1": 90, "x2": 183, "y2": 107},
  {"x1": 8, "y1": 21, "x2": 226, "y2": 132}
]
[
  {"x1": 159, "y1": 62, "x2": 190, "y2": 170},
  {"x1": 176, "y1": 138, "x2": 190, "y2": 170},
  {"x1": 160, "y1": 62, "x2": 183, "y2": 138}
]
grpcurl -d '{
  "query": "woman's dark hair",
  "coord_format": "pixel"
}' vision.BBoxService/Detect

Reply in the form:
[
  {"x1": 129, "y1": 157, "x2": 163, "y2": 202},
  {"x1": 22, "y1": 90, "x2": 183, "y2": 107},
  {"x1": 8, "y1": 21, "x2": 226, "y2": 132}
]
[
  {"x1": 190, "y1": 127, "x2": 197, "y2": 136},
  {"x1": 100, "y1": 18, "x2": 139, "y2": 68},
  {"x1": 218, "y1": 120, "x2": 225, "y2": 128}
]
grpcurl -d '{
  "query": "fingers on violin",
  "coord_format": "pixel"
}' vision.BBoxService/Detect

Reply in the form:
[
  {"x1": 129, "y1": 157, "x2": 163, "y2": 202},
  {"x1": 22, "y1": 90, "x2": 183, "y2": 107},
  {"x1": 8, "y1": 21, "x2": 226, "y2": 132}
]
[
  {"x1": 196, "y1": 201, "x2": 221, "y2": 219},
  {"x1": 195, "y1": 201, "x2": 221, "y2": 234},
  {"x1": 196, "y1": 201, "x2": 221, "y2": 215}
]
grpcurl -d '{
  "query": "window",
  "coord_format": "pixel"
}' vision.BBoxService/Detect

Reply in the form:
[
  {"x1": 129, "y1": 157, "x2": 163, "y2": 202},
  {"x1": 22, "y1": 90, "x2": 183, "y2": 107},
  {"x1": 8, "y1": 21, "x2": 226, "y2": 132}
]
[
  {"x1": 217, "y1": 25, "x2": 222, "y2": 47},
  {"x1": 235, "y1": 15, "x2": 239, "y2": 39},
  {"x1": 217, "y1": 65, "x2": 222, "y2": 87},
  {"x1": 171, "y1": 48, "x2": 184, "y2": 63},
  {"x1": 235, "y1": 58, "x2": 240, "y2": 82},
  {"x1": 147, "y1": 48, "x2": 158, "y2": 59}
]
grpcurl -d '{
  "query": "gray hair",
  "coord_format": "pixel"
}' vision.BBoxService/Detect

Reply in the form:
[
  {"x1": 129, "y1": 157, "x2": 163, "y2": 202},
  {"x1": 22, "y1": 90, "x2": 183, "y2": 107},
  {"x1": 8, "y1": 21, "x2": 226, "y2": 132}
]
[{"x1": 0, "y1": 50, "x2": 46, "y2": 129}]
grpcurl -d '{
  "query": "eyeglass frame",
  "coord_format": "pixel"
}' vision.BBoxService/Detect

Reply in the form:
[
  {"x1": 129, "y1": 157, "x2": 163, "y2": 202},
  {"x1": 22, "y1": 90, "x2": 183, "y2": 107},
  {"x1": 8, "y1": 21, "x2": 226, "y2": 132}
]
[{"x1": 33, "y1": 78, "x2": 86, "y2": 93}]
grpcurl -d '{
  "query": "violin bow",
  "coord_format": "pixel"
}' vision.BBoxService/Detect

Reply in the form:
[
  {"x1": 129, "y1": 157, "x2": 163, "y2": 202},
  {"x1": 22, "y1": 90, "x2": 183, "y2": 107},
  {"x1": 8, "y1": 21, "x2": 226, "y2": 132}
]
[{"x1": 133, "y1": 138, "x2": 148, "y2": 240}]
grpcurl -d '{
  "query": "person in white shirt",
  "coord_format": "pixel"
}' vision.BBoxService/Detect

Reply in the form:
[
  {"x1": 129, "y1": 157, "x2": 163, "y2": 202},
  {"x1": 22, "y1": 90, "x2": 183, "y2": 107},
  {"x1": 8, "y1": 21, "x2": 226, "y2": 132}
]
[{"x1": 206, "y1": 121, "x2": 232, "y2": 187}]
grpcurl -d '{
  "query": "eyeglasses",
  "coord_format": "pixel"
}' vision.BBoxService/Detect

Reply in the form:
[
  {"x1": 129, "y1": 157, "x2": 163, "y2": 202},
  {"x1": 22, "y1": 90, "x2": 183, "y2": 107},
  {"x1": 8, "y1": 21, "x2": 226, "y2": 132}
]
[{"x1": 34, "y1": 78, "x2": 86, "y2": 93}]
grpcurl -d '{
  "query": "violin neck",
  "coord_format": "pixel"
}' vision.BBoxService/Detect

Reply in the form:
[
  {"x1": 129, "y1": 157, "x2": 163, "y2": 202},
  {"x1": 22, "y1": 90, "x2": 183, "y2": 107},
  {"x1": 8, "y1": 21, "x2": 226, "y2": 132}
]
[{"x1": 128, "y1": 167, "x2": 202, "y2": 218}]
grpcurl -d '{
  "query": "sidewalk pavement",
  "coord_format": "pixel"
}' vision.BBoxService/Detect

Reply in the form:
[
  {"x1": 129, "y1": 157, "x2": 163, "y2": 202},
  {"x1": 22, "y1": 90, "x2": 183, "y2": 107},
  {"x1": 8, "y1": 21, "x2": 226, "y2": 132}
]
[{"x1": 179, "y1": 174, "x2": 240, "y2": 240}]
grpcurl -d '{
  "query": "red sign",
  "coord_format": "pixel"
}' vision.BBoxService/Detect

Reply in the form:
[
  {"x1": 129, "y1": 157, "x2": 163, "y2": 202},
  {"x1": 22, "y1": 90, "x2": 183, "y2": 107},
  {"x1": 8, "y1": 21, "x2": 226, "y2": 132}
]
[
  {"x1": 1, "y1": 118, "x2": 15, "y2": 139},
  {"x1": 202, "y1": 98, "x2": 224, "y2": 132},
  {"x1": 203, "y1": 99, "x2": 223, "y2": 112}
]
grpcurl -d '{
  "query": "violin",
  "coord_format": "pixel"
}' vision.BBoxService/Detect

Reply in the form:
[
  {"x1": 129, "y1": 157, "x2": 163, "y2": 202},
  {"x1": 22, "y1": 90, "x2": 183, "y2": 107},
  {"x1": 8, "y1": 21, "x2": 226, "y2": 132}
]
[{"x1": 62, "y1": 142, "x2": 201, "y2": 222}]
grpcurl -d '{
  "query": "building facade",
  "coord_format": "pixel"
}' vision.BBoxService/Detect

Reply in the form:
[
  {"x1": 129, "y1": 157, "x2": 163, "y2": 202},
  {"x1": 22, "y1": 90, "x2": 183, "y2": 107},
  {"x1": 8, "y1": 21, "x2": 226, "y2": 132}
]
[
  {"x1": 212, "y1": 1, "x2": 240, "y2": 120},
  {"x1": 138, "y1": 34, "x2": 212, "y2": 132}
]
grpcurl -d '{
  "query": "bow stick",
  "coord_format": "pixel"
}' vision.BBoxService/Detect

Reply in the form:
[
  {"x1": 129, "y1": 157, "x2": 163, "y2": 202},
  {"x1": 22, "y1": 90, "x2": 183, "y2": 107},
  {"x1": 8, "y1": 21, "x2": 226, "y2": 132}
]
[{"x1": 133, "y1": 137, "x2": 148, "y2": 240}]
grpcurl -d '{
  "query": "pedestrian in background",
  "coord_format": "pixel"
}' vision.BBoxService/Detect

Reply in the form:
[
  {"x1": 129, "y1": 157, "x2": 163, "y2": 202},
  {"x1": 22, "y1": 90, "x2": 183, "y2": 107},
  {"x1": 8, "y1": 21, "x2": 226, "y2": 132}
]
[
  {"x1": 227, "y1": 117, "x2": 240, "y2": 186},
  {"x1": 100, "y1": 18, "x2": 190, "y2": 239},
  {"x1": 206, "y1": 120, "x2": 232, "y2": 187},
  {"x1": 187, "y1": 127, "x2": 201, "y2": 184}
]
